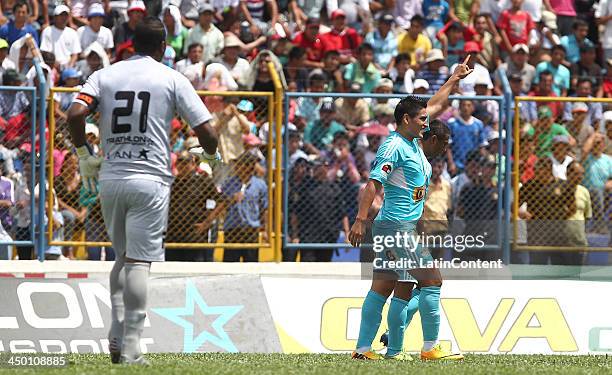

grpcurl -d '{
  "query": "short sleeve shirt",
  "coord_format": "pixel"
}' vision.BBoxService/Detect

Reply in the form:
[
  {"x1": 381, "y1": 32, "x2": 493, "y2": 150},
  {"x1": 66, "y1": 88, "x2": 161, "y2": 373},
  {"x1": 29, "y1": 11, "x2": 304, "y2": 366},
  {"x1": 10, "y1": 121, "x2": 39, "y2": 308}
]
[
  {"x1": 73, "y1": 55, "x2": 212, "y2": 184},
  {"x1": 370, "y1": 132, "x2": 432, "y2": 222}
]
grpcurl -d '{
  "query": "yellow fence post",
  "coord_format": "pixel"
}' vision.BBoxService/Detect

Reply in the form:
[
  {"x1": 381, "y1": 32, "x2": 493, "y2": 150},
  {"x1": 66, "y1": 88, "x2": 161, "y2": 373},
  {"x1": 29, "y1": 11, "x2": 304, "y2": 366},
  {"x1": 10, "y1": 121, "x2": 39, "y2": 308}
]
[
  {"x1": 268, "y1": 62, "x2": 284, "y2": 262},
  {"x1": 47, "y1": 87, "x2": 278, "y2": 257}
]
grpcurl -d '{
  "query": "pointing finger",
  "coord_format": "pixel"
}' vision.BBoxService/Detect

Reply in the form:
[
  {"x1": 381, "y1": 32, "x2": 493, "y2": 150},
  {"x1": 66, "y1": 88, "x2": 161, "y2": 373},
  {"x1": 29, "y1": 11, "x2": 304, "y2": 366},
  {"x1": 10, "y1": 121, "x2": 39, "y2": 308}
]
[{"x1": 462, "y1": 54, "x2": 471, "y2": 66}]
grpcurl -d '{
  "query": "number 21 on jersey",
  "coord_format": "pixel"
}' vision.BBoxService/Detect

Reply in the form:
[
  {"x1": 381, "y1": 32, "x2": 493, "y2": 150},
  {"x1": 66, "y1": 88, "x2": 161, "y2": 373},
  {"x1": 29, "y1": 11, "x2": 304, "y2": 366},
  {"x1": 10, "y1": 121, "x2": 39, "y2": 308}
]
[{"x1": 112, "y1": 91, "x2": 151, "y2": 134}]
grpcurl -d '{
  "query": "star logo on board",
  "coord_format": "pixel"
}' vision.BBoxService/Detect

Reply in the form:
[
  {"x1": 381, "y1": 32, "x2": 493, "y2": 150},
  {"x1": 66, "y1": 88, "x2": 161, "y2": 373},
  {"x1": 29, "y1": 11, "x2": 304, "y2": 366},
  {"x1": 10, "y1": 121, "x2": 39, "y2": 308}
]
[{"x1": 151, "y1": 280, "x2": 243, "y2": 353}]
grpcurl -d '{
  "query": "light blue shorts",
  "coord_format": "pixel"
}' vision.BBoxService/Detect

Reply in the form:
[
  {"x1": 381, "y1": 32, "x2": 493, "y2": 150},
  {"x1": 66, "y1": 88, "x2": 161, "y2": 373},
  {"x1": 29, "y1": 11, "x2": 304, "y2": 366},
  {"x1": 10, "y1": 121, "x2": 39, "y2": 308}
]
[{"x1": 372, "y1": 220, "x2": 434, "y2": 282}]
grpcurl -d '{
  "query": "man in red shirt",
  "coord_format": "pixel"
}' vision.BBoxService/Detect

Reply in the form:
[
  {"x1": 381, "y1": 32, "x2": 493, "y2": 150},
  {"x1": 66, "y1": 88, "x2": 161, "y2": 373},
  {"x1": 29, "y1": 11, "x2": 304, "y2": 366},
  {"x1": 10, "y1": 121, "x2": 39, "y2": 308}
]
[
  {"x1": 319, "y1": 9, "x2": 362, "y2": 64},
  {"x1": 528, "y1": 70, "x2": 563, "y2": 120},
  {"x1": 496, "y1": 0, "x2": 534, "y2": 52},
  {"x1": 292, "y1": 17, "x2": 325, "y2": 68}
]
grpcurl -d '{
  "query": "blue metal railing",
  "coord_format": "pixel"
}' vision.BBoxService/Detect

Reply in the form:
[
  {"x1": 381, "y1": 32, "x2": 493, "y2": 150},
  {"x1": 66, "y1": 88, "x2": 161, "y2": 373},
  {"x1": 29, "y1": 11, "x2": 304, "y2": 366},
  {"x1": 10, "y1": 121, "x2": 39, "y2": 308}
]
[
  {"x1": 0, "y1": 86, "x2": 37, "y2": 253},
  {"x1": 33, "y1": 57, "x2": 47, "y2": 261},
  {"x1": 498, "y1": 68, "x2": 513, "y2": 265},
  {"x1": 283, "y1": 92, "x2": 508, "y2": 259},
  {"x1": 0, "y1": 58, "x2": 46, "y2": 261}
]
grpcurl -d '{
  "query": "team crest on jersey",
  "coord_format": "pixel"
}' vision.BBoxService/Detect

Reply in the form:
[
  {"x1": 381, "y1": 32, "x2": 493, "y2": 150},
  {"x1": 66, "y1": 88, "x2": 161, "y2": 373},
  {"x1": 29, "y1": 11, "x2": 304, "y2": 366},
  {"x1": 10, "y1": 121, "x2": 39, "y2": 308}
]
[
  {"x1": 381, "y1": 163, "x2": 393, "y2": 175},
  {"x1": 413, "y1": 186, "x2": 426, "y2": 202}
]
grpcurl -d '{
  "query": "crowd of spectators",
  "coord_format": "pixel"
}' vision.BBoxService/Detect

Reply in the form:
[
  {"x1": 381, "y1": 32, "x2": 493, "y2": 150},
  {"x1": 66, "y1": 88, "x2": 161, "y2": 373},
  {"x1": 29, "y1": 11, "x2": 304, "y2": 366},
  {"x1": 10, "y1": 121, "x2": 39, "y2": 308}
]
[{"x1": 0, "y1": 0, "x2": 610, "y2": 264}]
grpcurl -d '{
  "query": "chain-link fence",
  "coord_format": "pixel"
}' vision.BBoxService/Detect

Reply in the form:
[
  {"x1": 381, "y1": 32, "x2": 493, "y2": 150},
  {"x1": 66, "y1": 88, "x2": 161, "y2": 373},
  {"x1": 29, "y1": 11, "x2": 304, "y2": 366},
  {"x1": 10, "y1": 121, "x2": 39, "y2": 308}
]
[
  {"x1": 0, "y1": 85, "x2": 39, "y2": 260},
  {"x1": 47, "y1": 87, "x2": 279, "y2": 261},
  {"x1": 512, "y1": 96, "x2": 612, "y2": 265},
  {"x1": 283, "y1": 92, "x2": 508, "y2": 262}
]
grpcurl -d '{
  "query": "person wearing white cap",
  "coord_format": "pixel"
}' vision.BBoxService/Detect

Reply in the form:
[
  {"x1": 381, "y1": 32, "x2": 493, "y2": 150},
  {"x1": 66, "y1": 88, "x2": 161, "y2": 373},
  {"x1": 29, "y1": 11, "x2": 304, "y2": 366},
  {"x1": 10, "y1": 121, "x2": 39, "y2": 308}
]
[
  {"x1": 494, "y1": 42, "x2": 535, "y2": 95},
  {"x1": 183, "y1": 4, "x2": 224, "y2": 63},
  {"x1": 528, "y1": 11, "x2": 561, "y2": 64},
  {"x1": 369, "y1": 77, "x2": 400, "y2": 114},
  {"x1": 212, "y1": 34, "x2": 250, "y2": 83},
  {"x1": 412, "y1": 78, "x2": 429, "y2": 94},
  {"x1": 113, "y1": 0, "x2": 146, "y2": 47},
  {"x1": 78, "y1": 3, "x2": 113, "y2": 55},
  {"x1": 40, "y1": 4, "x2": 82, "y2": 68},
  {"x1": 473, "y1": 74, "x2": 499, "y2": 128}
]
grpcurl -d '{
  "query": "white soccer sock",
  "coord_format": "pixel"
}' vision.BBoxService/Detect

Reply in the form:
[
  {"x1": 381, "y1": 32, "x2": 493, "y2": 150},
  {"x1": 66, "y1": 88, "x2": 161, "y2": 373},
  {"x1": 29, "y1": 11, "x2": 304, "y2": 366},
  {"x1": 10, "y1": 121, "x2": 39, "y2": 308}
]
[
  {"x1": 422, "y1": 340, "x2": 438, "y2": 352},
  {"x1": 108, "y1": 258, "x2": 125, "y2": 352},
  {"x1": 356, "y1": 346, "x2": 371, "y2": 354},
  {"x1": 122, "y1": 262, "x2": 150, "y2": 361}
]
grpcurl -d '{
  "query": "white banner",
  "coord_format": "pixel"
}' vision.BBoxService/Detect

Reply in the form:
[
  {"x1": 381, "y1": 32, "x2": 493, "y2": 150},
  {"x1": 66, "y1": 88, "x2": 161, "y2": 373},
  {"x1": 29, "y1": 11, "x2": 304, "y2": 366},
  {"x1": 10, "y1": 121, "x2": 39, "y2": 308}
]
[{"x1": 262, "y1": 278, "x2": 612, "y2": 354}]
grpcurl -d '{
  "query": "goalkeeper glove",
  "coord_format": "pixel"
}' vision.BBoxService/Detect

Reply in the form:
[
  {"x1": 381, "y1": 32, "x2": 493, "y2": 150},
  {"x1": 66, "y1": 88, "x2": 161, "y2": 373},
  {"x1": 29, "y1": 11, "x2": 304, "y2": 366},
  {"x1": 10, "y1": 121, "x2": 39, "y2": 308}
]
[
  {"x1": 76, "y1": 145, "x2": 103, "y2": 193},
  {"x1": 189, "y1": 146, "x2": 222, "y2": 170}
]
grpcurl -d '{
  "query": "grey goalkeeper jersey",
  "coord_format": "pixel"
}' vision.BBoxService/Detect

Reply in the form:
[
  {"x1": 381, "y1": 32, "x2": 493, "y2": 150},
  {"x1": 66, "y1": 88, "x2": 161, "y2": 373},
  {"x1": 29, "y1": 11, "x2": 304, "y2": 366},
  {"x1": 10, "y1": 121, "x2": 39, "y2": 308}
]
[{"x1": 73, "y1": 55, "x2": 212, "y2": 185}]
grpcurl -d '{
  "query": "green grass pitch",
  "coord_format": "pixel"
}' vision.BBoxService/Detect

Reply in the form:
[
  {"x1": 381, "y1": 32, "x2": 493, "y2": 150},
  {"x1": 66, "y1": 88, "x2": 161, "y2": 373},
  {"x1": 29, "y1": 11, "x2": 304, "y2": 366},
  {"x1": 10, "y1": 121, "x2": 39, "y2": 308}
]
[{"x1": 1, "y1": 353, "x2": 611, "y2": 375}]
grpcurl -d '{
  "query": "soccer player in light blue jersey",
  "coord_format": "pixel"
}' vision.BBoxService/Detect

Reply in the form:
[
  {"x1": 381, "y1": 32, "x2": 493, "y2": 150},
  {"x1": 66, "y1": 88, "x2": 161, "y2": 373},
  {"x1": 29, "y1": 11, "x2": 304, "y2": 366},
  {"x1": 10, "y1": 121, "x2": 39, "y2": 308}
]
[
  {"x1": 348, "y1": 56, "x2": 473, "y2": 361},
  {"x1": 377, "y1": 119, "x2": 451, "y2": 359}
]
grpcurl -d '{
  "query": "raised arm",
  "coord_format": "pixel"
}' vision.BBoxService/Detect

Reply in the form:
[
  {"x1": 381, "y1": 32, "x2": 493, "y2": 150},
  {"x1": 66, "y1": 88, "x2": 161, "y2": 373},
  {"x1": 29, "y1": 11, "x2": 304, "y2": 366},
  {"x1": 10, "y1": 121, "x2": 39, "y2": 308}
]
[{"x1": 426, "y1": 55, "x2": 474, "y2": 119}]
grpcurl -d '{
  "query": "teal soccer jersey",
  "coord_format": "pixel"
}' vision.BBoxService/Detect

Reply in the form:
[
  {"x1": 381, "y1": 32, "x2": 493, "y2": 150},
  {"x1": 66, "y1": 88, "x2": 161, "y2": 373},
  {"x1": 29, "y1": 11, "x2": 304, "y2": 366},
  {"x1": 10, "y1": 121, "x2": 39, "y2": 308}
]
[{"x1": 370, "y1": 132, "x2": 432, "y2": 223}]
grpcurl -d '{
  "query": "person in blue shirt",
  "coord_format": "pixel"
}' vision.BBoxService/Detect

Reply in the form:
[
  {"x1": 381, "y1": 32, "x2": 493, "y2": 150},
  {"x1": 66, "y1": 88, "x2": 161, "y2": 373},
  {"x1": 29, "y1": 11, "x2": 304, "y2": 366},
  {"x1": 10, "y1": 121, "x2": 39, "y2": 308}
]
[
  {"x1": 446, "y1": 99, "x2": 488, "y2": 175},
  {"x1": 581, "y1": 132, "x2": 612, "y2": 233},
  {"x1": 0, "y1": 2, "x2": 39, "y2": 47},
  {"x1": 364, "y1": 13, "x2": 398, "y2": 72},
  {"x1": 195, "y1": 151, "x2": 268, "y2": 262},
  {"x1": 422, "y1": 0, "x2": 449, "y2": 39},
  {"x1": 535, "y1": 45, "x2": 571, "y2": 97},
  {"x1": 348, "y1": 56, "x2": 473, "y2": 362},
  {"x1": 560, "y1": 19, "x2": 595, "y2": 65}
]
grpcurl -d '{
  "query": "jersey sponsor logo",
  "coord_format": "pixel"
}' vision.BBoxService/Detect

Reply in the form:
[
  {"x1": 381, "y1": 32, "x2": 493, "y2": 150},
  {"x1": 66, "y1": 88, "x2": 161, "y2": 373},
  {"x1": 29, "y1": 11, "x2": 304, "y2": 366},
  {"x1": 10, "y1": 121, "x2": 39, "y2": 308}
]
[
  {"x1": 381, "y1": 163, "x2": 393, "y2": 175},
  {"x1": 413, "y1": 186, "x2": 426, "y2": 202},
  {"x1": 106, "y1": 149, "x2": 150, "y2": 161},
  {"x1": 106, "y1": 135, "x2": 155, "y2": 146}
]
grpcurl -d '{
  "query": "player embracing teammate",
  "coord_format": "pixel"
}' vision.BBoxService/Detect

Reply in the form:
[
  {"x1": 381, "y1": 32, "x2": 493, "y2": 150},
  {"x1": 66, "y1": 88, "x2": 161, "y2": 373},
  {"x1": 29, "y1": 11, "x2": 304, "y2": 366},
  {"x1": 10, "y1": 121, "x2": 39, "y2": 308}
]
[
  {"x1": 348, "y1": 57, "x2": 474, "y2": 361},
  {"x1": 68, "y1": 17, "x2": 220, "y2": 364}
]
